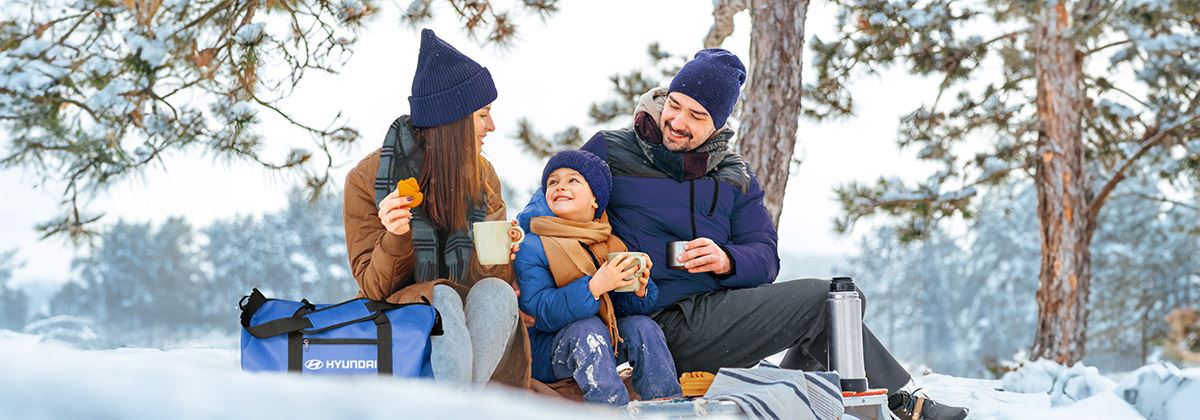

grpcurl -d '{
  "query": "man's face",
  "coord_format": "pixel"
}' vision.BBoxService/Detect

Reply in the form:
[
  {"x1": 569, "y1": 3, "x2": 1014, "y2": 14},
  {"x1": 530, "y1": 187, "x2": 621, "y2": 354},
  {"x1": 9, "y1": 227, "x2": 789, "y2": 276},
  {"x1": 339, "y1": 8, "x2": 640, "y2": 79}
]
[{"x1": 660, "y1": 92, "x2": 717, "y2": 152}]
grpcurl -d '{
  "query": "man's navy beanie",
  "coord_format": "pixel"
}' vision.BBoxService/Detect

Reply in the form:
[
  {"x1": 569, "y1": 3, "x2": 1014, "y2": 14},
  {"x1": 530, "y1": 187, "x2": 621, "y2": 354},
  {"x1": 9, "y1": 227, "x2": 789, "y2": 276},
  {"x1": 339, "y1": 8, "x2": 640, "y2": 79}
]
[{"x1": 667, "y1": 48, "x2": 746, "y2": 129}]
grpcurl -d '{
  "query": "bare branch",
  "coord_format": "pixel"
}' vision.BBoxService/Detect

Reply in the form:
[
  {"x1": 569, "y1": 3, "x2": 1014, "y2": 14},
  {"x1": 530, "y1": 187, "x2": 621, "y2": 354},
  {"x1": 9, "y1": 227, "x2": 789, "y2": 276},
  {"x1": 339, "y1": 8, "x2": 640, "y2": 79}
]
[
  {"x1": 704, "y1": 0, "x2": 748, "y2": 48},
  {"x1": 1088, "y1": 112, "x2": 1200, "y2": 224},
  {"x1": 179, "y1": 0, "x2": 235, "y2": 33},
  {"x1": 1085, "y1": 38, "x2": 1131, "y2": 55},
  {"x1": 1113, "y1": 191, "x2": 1200, "y2": 212}
]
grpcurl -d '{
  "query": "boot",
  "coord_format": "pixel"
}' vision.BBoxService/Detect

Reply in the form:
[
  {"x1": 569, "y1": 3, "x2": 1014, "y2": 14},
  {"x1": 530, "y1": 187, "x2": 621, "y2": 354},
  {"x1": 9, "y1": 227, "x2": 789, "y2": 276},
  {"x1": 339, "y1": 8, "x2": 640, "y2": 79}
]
[{"x1": 888, "y1": 389, "x2": 968, "y2": 420}]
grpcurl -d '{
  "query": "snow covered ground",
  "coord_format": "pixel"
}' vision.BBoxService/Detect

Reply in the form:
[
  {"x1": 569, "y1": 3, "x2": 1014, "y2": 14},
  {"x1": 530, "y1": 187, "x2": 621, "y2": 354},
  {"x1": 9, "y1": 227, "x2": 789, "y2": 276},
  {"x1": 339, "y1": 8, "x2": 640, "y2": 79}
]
[
  {"x1": 1, "y1": 331, "x2": 1197, "y2": 419},
  {"x1": 0, "y1": 331, "x2": 612, "y2": 420},
  {"x1": 913, "y1": 361, "x2": 1199, "y2": 420}
]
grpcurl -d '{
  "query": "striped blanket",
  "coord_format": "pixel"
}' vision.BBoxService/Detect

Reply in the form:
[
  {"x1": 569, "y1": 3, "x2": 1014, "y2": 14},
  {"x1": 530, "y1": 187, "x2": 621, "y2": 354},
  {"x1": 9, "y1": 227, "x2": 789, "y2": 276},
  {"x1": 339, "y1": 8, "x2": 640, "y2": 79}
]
[{"x1": 703, "y1": 362, "x2": 843, "y2": 420}]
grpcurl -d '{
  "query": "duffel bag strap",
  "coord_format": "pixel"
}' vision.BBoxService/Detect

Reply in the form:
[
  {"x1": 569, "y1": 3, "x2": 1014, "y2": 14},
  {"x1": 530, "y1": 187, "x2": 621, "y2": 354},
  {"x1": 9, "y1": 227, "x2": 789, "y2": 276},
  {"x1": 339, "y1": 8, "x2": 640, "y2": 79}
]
[
  {"x1": 239, "y1": 288, "x2": 317, "y2": 339},
  {"x1": 370, "y1": 304, "x2": 440, "y2": 376},
  {"x1": 375, "y1": 315, "x2": 393, "y2": 376},
  {"x1": 240, "y1": 290, "x2": 412, "y2": 339},
  {"x1": 238, "y1": 288, "x2": 268, "y2": 330}
]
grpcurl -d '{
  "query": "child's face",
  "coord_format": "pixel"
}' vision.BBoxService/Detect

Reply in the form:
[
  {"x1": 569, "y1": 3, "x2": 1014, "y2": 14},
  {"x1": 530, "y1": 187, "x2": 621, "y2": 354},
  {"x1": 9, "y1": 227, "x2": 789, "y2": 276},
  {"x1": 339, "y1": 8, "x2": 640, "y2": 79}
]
[{"x1": 545, "y1": 168, "x2": 598, "y2": 223}]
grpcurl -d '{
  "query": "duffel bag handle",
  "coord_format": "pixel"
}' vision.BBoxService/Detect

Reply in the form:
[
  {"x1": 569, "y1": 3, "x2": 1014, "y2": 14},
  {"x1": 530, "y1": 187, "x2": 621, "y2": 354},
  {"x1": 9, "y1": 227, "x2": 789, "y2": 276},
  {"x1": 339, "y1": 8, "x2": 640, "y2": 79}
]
[{"x1": 240, "y1": 289, "x2": 411, "y2": 339}]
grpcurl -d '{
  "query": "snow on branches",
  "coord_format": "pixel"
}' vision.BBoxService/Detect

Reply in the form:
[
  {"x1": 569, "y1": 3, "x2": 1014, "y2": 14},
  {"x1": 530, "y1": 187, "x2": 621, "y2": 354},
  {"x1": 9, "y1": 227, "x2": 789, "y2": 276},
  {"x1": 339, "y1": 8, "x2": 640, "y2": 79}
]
[
  {"x1": 822, "y1": 0, "x2": 1200, "y2": 241},
  {"x1": 0, "y1": 0, "x2": 374, "y2": 242}
]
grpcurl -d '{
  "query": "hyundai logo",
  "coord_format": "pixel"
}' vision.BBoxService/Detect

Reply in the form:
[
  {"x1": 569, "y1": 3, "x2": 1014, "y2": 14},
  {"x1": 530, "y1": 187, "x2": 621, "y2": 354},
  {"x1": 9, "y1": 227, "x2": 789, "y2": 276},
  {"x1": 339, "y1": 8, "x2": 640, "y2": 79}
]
[{"x1": 304, "y1": 359, "x2": 324, "y2": 370}]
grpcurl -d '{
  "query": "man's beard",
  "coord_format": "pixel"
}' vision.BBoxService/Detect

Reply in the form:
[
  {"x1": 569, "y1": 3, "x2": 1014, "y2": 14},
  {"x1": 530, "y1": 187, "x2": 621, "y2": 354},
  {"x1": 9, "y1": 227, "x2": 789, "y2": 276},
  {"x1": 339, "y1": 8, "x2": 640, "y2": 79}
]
[{"x1": 662, "y1": 122, "x2": 695, "y2": 152}]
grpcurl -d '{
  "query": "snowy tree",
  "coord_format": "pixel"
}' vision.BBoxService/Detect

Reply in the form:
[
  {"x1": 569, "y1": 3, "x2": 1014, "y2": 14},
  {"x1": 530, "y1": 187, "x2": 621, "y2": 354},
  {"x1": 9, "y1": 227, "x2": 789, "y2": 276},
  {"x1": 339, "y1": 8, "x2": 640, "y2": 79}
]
[
  {"x1": 41, "y1": 189, "x2": 350, "y2": 343},
  {"x1": 47, "y1": 277, "x2": 96, "y2": 320},
  {"x1": 839, "y1": 226, "x2": 948, "y2": 370},
  {"x1": 267, "y1": 188, "x2": 354, "y2": 301},
  {"x1": 819, "y1": 0, "x2": 1200, "y2": 363},
  {"x1": 69, "y1": 217, "x2": 205, "y2": 343},
  {"x1": 202, "y1": 214, "x2": 304, "y2": 327},
  {"x1": 1087, "y1": 164, "x2": 1200, "y2": 370},
  {"x1": 842, "y1": 207, "x2": 1037, "y2": 377},
  {"x1": 845, "y1": 173, "x2": 1199, "y2": 375},
  {"x1": 0, "y1": 0, "x2": 376, "y2": 242},
  {"x1": 962, "y1": 184, "x2": 1040, "y2": 373},
  {"x1": 0, "y1": 250, "x2": 31, "y2": 331},
  {"x1": 202, "y1": 188, "x2": 350, "y2": 327}
]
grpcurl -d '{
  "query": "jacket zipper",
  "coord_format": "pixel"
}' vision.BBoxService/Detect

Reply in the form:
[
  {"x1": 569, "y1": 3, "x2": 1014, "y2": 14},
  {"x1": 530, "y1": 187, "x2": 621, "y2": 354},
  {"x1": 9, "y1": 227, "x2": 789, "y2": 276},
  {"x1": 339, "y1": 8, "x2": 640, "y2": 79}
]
[
  {"x1": 708, "y1": 176, "x2": 719, "y2": 216},
  {"x1": 303, "y1": 338, "x2": 378, "y2": 352},
  {"x1": 689, "y1": 180, "x2": 697, "y2": 239}
]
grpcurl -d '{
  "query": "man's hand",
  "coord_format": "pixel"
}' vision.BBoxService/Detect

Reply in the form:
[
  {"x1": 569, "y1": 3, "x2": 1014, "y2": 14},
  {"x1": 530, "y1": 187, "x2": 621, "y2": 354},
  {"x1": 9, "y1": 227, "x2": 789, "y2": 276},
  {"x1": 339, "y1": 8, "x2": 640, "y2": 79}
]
[
  {"x1": 378, "y1": 190, "x2": 414, "y2": 235},
  {"x1": 678, "y1": 237, "x2": 732, "y2": 275}
]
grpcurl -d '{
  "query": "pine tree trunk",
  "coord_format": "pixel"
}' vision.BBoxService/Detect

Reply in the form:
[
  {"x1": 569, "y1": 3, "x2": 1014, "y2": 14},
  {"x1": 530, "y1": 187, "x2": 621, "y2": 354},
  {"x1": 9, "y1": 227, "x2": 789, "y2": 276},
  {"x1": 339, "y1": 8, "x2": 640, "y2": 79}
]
[
  {"x1": 1030, "y1": 0, "x2": 1093, "y2": 365},
  {"x1": 736, "y1": 0, "x2": 809, "y2": 227}
]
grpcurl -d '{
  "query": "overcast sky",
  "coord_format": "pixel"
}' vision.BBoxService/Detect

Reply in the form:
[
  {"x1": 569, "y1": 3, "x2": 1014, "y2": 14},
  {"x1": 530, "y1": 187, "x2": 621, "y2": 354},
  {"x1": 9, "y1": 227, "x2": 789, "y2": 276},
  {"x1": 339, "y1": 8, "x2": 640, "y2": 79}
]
[{"x1": 0, "y1": 0, "x2": 943, "y2": 295}]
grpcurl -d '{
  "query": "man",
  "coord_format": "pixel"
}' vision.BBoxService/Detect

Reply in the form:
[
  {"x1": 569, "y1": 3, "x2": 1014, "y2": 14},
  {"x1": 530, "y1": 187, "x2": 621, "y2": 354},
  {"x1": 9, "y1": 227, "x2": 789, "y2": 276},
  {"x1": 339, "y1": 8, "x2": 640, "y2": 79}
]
[{"x1": 577, "y1": 49, "x2": 968, "y2": 419}]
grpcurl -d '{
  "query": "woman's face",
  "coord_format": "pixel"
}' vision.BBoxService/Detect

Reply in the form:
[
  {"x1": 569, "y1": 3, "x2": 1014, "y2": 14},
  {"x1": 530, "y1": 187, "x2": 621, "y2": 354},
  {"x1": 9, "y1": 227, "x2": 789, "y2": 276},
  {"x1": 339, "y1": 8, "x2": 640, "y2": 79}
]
[
  {"x1": 473, "y1": 105, "x2": 496, "y2": 150},
  {"x1": 545, "y1": 168, "x2": 598, "y2": 222}
]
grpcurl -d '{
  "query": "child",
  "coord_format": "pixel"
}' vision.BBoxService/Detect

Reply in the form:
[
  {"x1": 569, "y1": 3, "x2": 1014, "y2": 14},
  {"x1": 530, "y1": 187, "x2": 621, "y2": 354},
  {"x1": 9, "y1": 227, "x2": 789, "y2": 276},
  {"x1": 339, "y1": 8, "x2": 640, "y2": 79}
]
[{"x1": 514, "y1": 150, "x2": 682, "y2": 405}]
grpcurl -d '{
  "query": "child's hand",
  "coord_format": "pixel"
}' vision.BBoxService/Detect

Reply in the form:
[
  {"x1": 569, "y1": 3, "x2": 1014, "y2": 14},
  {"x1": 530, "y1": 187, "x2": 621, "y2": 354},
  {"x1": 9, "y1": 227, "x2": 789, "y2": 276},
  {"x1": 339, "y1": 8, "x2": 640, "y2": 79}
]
[
  {"x1": 589, "y1": 255, "x2": 639, "y2": 299},
  {"x1": 634, "y1": 277, "x2": 649, "y2": 298},
  {"x1": 634, "y1": 258, "x2": 651, "y2": 298}
]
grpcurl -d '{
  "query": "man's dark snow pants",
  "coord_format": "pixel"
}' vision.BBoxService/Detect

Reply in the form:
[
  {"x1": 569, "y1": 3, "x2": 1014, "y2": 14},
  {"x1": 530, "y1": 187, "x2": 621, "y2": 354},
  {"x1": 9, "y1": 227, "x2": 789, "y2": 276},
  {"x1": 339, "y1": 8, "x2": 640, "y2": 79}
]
[{"x1": 650, "y1": 278, "x2": 913, "y2": 393}]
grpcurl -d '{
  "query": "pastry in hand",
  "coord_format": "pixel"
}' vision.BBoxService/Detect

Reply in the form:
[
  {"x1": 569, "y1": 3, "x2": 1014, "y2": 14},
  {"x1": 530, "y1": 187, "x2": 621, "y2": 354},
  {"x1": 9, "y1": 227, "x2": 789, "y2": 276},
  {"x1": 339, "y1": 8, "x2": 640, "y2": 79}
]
[{"x1": 395, "y1": 177, "x2": 424, "y2": 208}]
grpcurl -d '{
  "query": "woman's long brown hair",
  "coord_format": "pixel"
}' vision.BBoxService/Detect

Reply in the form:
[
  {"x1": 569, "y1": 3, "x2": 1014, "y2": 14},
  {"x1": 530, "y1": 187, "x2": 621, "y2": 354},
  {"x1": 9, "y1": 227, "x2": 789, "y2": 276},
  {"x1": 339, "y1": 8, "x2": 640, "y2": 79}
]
[{"x1": 415, "y1": 113, "x2": 484, "y2": 232}]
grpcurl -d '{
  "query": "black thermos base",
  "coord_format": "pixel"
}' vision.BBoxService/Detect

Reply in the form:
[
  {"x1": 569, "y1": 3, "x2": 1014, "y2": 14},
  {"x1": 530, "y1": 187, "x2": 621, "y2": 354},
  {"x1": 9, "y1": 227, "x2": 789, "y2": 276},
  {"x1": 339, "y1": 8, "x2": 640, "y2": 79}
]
[{"x1": 841, "y1": 378, "x2": 869, "y2": 393}]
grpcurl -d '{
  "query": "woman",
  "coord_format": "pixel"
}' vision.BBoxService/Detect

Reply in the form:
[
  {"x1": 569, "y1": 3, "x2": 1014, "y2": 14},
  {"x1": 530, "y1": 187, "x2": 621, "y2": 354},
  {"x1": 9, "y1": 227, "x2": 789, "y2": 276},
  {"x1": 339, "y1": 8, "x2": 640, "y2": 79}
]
[{"x1": 342, "y1": 29, "x2": 528, "y2": 387}]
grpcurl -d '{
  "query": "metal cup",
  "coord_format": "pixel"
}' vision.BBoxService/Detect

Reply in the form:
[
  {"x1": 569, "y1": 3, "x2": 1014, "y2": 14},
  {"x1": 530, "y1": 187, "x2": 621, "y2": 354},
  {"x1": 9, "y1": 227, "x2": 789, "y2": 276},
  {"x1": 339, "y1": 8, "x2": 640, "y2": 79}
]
[{"x1": 666, "y1": 241, "x2": 689, "y2": 270}]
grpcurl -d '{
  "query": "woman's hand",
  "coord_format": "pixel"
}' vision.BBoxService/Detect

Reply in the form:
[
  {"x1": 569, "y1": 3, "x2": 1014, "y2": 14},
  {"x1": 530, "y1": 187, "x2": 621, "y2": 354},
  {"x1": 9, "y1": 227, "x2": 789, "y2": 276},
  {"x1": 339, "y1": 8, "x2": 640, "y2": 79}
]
[
  {"x1": 378, "y1": 190, "x2": 414, "y2": 235},
  {"x1": 512, "y1": 281, "x2": 536, "y2": 328},
  {"x1": 508, "y1": 220, "x2": 521, "y2": 261},
  {"x1": 588, "y1": 255, "x2": 639, "y2": 299}
]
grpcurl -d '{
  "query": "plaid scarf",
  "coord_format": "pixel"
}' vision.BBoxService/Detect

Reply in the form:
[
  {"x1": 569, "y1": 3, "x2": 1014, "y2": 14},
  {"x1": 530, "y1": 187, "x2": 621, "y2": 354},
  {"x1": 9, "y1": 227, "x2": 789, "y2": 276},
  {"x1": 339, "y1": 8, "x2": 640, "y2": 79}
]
[{"x1": 374, "y1": 115, "x2": 488, "y2": 284}]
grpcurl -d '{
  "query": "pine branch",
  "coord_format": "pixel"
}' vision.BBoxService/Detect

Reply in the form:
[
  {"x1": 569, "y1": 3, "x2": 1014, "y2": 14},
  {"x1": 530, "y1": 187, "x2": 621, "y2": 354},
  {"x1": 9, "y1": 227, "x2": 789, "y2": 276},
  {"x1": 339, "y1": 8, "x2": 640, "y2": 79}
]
[
  {"x1": 511, "y1": 118, "x2": 580, "y2": 159},
  {"x1": 930, "y1": 31, "x2": 1021, "y2": 112},
  {"x1": 1088, "y1": 111, "x2": 1200, "y2": 225}
]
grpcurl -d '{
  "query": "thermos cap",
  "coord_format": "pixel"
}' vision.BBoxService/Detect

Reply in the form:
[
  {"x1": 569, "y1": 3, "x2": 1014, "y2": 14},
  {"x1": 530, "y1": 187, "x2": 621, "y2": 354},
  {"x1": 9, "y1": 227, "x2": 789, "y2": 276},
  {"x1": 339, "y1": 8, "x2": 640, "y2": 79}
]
[{"x1": 830, "y1": 276, "x2": 856, "y2": 292}]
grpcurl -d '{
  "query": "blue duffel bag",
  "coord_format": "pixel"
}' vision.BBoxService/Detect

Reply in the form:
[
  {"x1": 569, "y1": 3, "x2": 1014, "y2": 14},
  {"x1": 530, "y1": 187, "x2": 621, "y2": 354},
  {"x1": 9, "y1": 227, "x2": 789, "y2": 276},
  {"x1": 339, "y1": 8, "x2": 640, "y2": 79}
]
[{"x1": 239, "y1": 288, "x2": 442, "y2": 377}]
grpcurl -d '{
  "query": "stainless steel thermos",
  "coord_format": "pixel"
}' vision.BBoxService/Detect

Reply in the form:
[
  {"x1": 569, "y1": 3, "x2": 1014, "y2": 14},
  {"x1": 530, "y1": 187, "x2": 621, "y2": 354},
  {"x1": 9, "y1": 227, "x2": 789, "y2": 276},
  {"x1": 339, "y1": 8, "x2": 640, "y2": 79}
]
[{"x1": 828, "y1": 276, "x2": 869, "y2": 392}]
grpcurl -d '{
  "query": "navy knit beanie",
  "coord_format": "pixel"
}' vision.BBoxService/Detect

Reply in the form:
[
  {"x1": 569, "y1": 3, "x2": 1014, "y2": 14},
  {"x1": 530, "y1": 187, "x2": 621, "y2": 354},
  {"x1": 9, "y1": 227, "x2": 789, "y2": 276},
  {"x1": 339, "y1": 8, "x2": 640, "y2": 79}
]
[
  {"x1": 541, "y1": 150, "x2": 612, "y2": 220},
  {"x1": 408, "y1": 29, "x2": 497, "y2": 128},
  {"x1": 667, "y1": 48, "x2": 746, "y2": 129}
]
